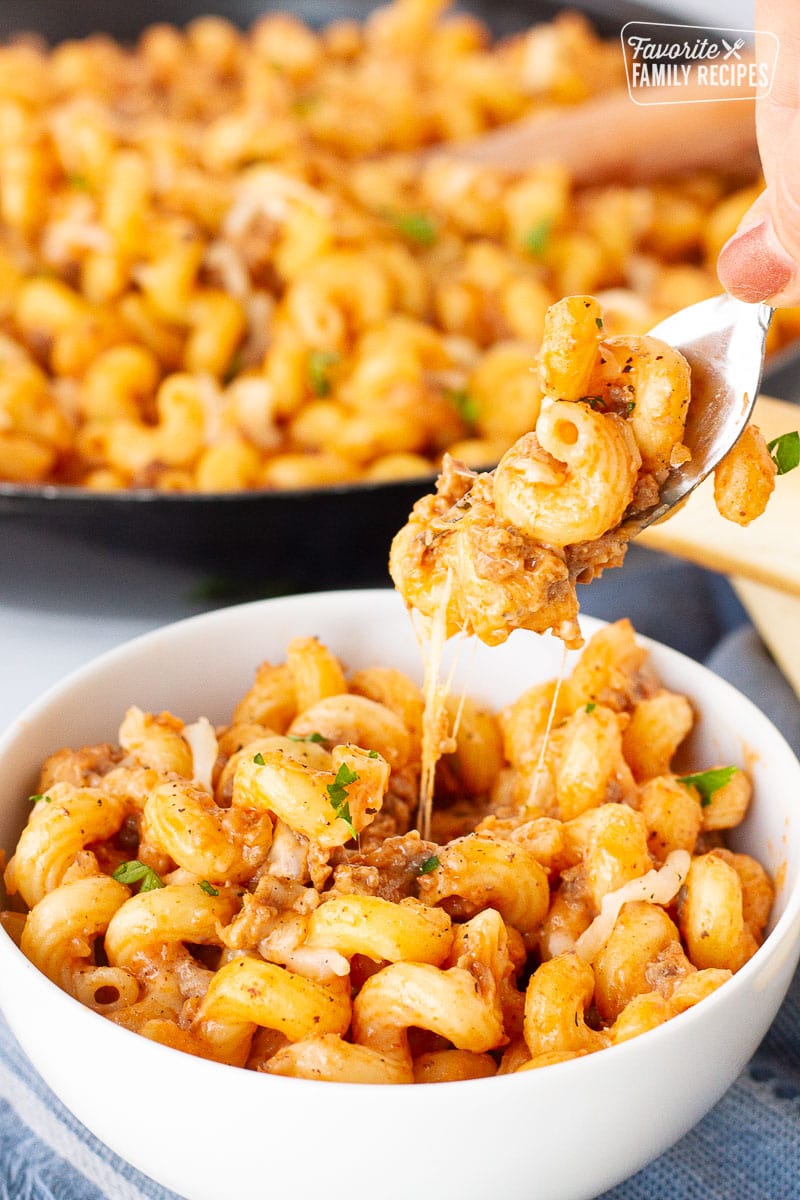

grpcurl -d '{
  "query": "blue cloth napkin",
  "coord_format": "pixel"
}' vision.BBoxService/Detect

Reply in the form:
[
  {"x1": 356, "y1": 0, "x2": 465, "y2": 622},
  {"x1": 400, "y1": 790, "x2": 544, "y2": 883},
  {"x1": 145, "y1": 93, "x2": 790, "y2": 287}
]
[{"x1": 2, "y1": 547, "x2": 799, "y2": 1200}]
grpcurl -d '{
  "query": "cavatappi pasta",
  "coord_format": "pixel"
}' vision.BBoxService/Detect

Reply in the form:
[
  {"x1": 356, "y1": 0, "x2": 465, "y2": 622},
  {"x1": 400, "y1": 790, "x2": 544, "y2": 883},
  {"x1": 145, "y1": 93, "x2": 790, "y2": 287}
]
[
  {"x1": 389, "y1": 294, "x2": 778, "y2": 649},
  {"x1": 1, "y1": 621, "x2": 773, "y2": 1083},
  {"x1": 1, "y1": 0, "x2": 799, "y2": 492}
]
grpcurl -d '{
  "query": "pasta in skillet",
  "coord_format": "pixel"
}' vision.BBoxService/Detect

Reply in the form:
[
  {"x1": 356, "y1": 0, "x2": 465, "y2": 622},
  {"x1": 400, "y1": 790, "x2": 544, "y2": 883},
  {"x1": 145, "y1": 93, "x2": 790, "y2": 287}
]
[
  {"x1": 1, "y1": 0, "x2": 799, "y2": 492},
  {"x1": 1, "y1": 622, "x2": 773, "y2": 1083}
]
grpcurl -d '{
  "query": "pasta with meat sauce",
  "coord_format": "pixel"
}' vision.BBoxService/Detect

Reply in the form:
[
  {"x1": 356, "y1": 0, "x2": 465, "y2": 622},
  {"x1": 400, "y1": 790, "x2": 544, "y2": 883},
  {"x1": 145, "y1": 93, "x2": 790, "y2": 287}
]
[
  {"x1": 2, "y1": 622, "x2": 772, "y2": 1083},
  {"x1": 389, "y1": 294, "x2": 777, "y2": 649}
]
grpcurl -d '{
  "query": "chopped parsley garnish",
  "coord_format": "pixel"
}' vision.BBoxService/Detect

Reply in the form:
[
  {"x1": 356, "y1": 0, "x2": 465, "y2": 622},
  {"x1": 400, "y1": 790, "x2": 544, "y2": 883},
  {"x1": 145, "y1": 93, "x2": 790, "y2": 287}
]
[
  {"x1": 198, "y1": 880, "x2": 219, "y2": 896},
  {"x1": 112, "y1": 860, "x2": 165, "y2": 892},
  {"x1": 253, "y1": 752, "x2": 266, "y2": 765},
  {"x1": 585, "y1": 702, "x2": 596, "y2": 713},
  {"x1": 290, "y1": 94, "x2": 319, "y2": 116},
  {"x1": 767, "y1": 431, "x2": 800, "y2": 475},
  {"x1": 222, "y1": 348, "x2": 244, "y2": 385},
  {"x1": 29, "y1": 793, "x2": 51, "y2": 804},
  {"x1": 447, "y1": 388, "x2": 479, "y2": 428},
  {"x1": 287, "y1": 732, "x2": 326, "y2": 744},
  {"x1": 677, "y1": 766, "x2": 739, "y2": 807},
  {"x1": 595, "y1": 316, "x2": 604, "y2": 330},
  {"x1": 418, "y1": 855, "x2": 440, "y2": 874},
  {"x1": 579, "y1": 394, "x2": 633, "y2": 415},
  {"x1": 367, "y1": 749, "x2": 379, "y2": 758},
  {"x1": 387, "y1": 211, "x2": 437, "y2": 247},
  {"x1": 326, "y1": 763, "x2": 359, "y2": 839},
  {"x1": 522, "y1": 217, "x2": 552, "y2": 258},
  {"x1": 307, "y1": 349, "x2": 341, "y2": 397}
]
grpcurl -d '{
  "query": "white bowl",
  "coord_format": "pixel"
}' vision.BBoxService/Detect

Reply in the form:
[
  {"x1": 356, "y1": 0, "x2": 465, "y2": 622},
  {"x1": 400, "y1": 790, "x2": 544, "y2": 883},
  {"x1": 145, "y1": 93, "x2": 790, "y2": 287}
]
[{"x1": 1, "y1": 589, "x2": 799, "y2": 1200}]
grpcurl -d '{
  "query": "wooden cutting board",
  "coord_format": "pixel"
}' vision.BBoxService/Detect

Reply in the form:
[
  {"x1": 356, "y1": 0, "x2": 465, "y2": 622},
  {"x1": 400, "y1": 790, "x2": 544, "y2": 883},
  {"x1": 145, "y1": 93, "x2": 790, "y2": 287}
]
[
  {"x1": 639, "y1": 394, "x2": 800, "y2": 698},
  {"x1": 730, "y1": 577, "x2": 800, "y2": 699},
  {"x1": 640, "y1": 395, "x2": 800, "y2": 595}
]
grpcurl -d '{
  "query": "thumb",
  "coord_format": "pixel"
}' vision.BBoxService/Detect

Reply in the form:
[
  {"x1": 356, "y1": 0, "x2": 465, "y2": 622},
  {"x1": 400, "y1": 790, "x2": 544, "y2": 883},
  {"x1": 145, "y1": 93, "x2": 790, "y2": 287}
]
[
  {"x1": 717, "y1": 124, "x2": 800, "y2": 307},
  {"x1": 717, "y1": 189, "x2": 800, "y2": 306}
]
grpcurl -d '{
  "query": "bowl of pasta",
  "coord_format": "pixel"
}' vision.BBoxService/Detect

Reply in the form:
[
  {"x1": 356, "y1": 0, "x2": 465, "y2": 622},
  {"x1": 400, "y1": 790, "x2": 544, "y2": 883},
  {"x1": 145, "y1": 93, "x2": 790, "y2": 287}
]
[
  {"x1": 0, "y1": 588, "x2": 799, "y2": 1200},
  {"x1": 2, "y1": 0, "x2": 799, "y2": 585}
]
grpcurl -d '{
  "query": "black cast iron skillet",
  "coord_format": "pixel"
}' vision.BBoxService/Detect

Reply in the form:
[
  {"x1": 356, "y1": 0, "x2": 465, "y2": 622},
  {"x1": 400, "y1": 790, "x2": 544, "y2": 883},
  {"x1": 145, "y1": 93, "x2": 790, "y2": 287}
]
[{"x1": 0, "y1": 0, "x2": 778, "y2": 588}]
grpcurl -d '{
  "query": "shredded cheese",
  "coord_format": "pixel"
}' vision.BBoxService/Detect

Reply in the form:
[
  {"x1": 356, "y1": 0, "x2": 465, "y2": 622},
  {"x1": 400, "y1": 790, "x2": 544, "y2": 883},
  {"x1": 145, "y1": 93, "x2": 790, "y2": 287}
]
[
  {"x1": 574, "y1": 848, "x2": 691, "y2": 963},
  {"x1": 203, "y1": 239, "x2": 251, "y2": 298},
  {"x1": 227, "y1": 376, "x2": 281, "y2": 450},
  {"x1": 182, "y1": 717, "x2": 219, "y2": 793},
  {"x1": 283, "y1": 946, "x2": 351, "y2": 981},
  {"x1": 258, "y1": 910, "x2": 350, "y2": 981},
  {"x1": 266, "y1": 819, "x2": 309, "y2": 881},
  {"x1": 224, "y1": 167, "x2": 333, "y2": 237}
]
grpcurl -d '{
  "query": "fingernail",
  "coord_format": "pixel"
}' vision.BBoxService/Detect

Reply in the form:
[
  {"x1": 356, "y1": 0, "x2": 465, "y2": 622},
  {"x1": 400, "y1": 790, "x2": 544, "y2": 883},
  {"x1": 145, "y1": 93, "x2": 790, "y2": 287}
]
[{"x1": 718, "y1": 217, "x2": 795, "y2": 303}]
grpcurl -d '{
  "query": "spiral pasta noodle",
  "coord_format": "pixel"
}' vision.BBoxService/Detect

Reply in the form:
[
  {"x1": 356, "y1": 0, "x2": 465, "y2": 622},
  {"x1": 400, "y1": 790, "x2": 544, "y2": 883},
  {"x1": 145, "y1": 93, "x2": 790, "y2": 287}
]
[{"x1": 1, "y1": 619, "x2": 773, "y2": 1082}]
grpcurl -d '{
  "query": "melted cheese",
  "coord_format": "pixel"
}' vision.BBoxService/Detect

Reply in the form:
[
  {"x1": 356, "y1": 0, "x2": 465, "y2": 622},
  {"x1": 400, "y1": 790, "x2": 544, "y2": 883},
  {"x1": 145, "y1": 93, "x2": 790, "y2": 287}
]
[
  {"x1": 525, "y1": 642, "x2": 570, "y2": 814},
  {"x1": 416, "y1": 568, "x2": 459, "y2": 841},
  {"x1": 182, "y1": 717, "x2": 219, "y2": 793},
  {"x1": 574, "y1": 849, "x2": 691, "y2": 963}
]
